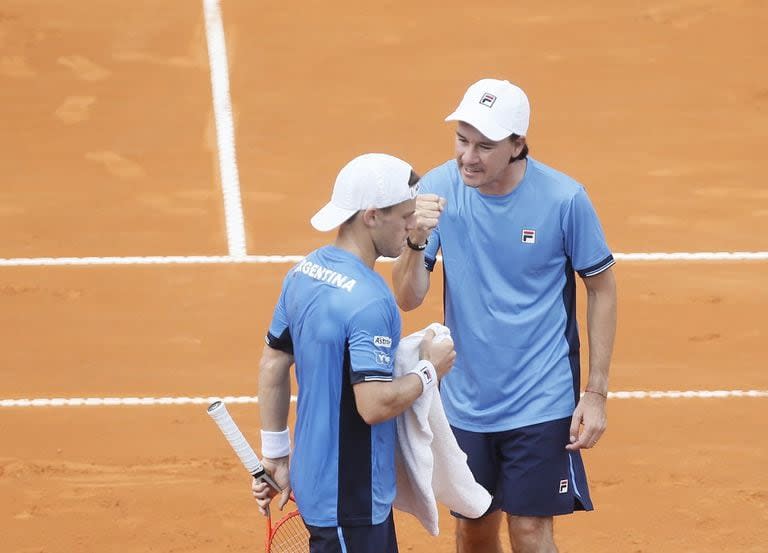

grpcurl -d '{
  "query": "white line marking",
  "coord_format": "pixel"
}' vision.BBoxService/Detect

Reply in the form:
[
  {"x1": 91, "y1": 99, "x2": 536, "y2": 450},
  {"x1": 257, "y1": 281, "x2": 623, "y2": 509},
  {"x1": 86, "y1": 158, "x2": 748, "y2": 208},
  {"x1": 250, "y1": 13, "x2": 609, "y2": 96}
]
[
  {"x1": 1, "y1": 391, "x2": 766, "y2": 408},
  {"x1": 617, "y1": 252, "x2": 768, "y2": 261},
  {"x1": 607, "y1": 390, "x2": 768, "y2": 399},
  {"x1": 1, "y1": 252, "x2": 767, "y2": 267},
  {"x1": 203, "y1": 0, "x2": 247, "y2": 258},
  {"x1": 0, "y1": 396, "x2": 295, "y2": 408},
  {"x1": 0, "y1": 255, "x2": 300, "y2": 267}
]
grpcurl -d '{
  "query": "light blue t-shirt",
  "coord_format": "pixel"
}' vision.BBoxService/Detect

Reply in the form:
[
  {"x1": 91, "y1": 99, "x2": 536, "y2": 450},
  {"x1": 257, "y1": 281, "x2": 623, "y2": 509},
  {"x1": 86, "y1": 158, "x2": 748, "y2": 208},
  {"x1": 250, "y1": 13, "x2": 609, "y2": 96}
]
[
  {"x1": 266, "y1": 246, "x2": 401, "y2": 527},
  {"x1": 421, "y1": 158, "x2": 614, "y2": 432}
]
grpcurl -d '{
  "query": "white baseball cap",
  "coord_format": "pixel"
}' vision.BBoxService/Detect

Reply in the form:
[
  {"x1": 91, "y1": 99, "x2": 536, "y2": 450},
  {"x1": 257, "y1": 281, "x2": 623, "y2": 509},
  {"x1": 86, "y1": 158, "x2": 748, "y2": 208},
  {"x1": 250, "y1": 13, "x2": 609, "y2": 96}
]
[
  {"x1": 445, "y1": 78, "x2": 530, "y2": 141},
  {"x1": 310, "y1": 153, "x2": 417, "y2": 232}
]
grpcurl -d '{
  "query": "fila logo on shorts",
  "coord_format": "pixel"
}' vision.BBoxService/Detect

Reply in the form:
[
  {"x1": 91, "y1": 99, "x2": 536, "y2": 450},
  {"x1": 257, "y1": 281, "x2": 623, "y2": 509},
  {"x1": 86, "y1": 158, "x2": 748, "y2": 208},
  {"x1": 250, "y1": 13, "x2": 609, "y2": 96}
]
[
  {"x1": 559, "y1": 479, "x2": 569, "y2": 494},
  {"x1": 479, "y1": 92, "x2": 497, "y2": 108},
  {"x1": 522, "y1": 229, "x2": 536, "y2": 243}
]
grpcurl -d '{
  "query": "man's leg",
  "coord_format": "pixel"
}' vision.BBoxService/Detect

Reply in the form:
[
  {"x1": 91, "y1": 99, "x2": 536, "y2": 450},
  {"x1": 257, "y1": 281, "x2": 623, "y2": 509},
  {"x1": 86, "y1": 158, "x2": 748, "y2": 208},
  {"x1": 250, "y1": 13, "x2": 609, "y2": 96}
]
[
  {"x1": 507, "y1": 515, "x2": 557, "y2": 553},
  {"x1": 495, "y1": 418, "x2": 592, "y2": 553},
  {"x1": 450, "y1": 426, "x2": 503, "y2": 553},
  {"x1": 455, "y1": 510, "x2": 504, "y2": 553}
]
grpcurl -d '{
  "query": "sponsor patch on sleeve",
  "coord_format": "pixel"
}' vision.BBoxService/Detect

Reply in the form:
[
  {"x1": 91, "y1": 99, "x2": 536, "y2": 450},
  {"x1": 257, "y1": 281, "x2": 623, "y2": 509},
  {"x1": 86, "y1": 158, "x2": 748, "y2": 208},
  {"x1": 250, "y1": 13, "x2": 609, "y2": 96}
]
[{"x1": 373, "y1": 335, "x2": 392, "y2": 348}]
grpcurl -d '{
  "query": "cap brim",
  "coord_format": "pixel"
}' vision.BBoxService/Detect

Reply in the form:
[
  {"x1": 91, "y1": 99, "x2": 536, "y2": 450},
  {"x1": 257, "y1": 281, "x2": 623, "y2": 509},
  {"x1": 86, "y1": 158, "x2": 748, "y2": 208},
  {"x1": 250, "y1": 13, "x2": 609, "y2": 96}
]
[
  {"x1": 310, "y1": 203, "x2": 358, "y2": 232},
  {"x1": 445, "y1": 108, "x2": 514, "y2": 142}
]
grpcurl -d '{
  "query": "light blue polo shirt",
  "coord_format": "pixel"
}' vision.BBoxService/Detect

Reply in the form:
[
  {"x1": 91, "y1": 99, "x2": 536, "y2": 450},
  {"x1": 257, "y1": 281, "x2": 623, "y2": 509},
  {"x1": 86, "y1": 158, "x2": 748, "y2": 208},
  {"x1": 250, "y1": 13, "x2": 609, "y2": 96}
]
[
  {"x1": 421, "y1": 158, "x2": 614, "y2": 432},
  {"x1": 266, "y1": 245, "x2": 401, "y2": 527}
]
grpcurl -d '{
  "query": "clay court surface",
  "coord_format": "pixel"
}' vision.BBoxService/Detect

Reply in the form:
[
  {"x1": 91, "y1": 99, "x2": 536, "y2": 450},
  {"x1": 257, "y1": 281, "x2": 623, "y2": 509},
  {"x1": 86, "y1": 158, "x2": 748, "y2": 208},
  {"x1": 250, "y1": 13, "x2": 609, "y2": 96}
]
[{"x1": 1, "y1": 1, "x2": 767, "y2": 551}]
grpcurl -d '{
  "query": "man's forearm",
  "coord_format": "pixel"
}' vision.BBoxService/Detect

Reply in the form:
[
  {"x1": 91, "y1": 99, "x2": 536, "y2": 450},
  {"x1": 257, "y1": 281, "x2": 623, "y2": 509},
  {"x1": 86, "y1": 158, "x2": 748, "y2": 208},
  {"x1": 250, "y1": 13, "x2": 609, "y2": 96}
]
[
  {"x1": 585, "y1": 270, "x2": 617, "y2": 394},
  {"x1": 258, "y1": 347, "x2": 293, "y2": 431},
  {"x1": 392, "y1": 248, "x2": 430, "y2": 311}
]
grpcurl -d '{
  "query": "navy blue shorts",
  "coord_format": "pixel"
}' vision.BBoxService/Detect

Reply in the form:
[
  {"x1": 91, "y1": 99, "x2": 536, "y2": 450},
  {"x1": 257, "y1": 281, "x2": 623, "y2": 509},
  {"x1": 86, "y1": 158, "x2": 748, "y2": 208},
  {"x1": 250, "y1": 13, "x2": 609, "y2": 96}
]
[
  {"x1": 305, "y1": 510, "x2": 398, "y2": 553},
  {"x1": 451, "y1": 417, "x2": 593, "y2": 517}
]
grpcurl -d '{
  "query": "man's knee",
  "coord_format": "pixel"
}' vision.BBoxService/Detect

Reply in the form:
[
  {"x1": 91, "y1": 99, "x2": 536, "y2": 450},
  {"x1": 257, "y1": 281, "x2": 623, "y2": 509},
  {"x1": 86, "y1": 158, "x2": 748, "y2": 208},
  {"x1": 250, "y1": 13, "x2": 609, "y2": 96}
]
[
  {"x1": 455, "y1": 512, "x2": 504, "y2": 553},
  {"x1": 506, "y1": 515, "x2": 555, "y2": 552}
]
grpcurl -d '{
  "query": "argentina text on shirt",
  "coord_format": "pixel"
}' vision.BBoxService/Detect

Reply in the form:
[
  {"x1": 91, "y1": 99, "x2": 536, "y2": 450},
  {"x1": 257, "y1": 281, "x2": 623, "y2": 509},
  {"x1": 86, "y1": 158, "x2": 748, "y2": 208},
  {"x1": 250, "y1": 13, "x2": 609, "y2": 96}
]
[{"x1": 293, "y1": 260, "x2": 357, "y2": 292}]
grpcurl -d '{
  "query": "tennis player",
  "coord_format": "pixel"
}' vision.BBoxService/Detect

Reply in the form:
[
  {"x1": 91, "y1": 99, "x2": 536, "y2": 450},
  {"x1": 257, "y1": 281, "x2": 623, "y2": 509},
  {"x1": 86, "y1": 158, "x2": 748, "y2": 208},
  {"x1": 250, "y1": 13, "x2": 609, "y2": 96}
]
[
  {"x1": 392, "y1": 79, "x2": 617, "y2": 553},
  {"x1": 253, "y1": 153, "x2": 456, "y2": 553}
]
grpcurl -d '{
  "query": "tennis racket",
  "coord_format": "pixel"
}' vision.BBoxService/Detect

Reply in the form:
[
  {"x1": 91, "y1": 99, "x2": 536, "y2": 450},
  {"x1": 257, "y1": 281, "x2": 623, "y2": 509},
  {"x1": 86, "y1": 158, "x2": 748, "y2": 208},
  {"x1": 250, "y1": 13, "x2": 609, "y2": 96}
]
[
  {"x1": 265, "y1": 494, "x2": 309, "y2": 553},
  {"x1": 206, "y1": 400, "x2": 309, "y2": 552}
]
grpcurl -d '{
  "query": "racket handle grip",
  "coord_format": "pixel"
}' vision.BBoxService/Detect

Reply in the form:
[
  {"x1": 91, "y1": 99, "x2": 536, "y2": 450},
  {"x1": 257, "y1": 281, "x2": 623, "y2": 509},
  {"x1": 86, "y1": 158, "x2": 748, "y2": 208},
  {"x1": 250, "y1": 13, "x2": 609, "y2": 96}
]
[
  {"x1": 207, "y1": 400, "x2": 282, "y2": 492},
  {"x1": 251, "y1": 466, "x2": 280, "y2": 491}
]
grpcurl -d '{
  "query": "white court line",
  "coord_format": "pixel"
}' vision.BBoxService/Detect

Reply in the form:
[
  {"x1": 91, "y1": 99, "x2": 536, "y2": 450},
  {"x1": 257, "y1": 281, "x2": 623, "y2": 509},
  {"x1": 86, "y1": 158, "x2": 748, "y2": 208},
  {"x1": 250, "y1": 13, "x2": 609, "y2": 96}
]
[
  {"x1": 203, "y1": 0, "x2": 247, "y2": 258},
  {"x1": 0, "y1": 255, "x2": 298, "y2": 267},
  {"x1": 0, "y1": 396, "x2": 284, "y2": 408},
  {"x1": 1, "y1": 251, "x2": 767, "y2": 267},
  {"x1": 2, "y1": 390, "x2": 767, "y2": 408}
]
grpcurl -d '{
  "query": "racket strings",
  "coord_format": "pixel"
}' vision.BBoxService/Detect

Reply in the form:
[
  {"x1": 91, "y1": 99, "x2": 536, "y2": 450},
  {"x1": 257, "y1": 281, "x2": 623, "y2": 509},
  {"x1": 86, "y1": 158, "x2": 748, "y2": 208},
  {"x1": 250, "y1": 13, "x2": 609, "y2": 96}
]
[{"x1": 268, "y1": 513, "x2": 310, "y2": 553}]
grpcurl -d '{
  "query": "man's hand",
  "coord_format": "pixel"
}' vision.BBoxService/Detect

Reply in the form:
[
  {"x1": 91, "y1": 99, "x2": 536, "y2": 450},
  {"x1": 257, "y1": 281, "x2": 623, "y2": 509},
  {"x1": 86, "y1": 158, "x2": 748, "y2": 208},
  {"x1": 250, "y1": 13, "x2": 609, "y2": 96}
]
[
  {"x1": 409, "y1": 194, "x2": 446, "y2": 245},
  {"x1": 251, "y1": 456, "x2": 291, "y2": 516},
  {"x1": 418, "y1": 328, "x2": 456, "y2": 380},
  {"x1": 566, "y1": 392, "x2": 607, "y2": 451}
]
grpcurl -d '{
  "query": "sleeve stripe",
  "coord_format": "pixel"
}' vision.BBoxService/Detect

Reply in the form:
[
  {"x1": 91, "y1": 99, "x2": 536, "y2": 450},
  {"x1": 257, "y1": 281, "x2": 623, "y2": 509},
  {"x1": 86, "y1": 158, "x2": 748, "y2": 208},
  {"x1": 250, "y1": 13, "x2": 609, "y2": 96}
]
[
  {"x1": 579, "y1": 254, "x2": 615, "y2": 277},
  {"x1": 363, "y1": 375, "x2": 393, "y2": 382}
]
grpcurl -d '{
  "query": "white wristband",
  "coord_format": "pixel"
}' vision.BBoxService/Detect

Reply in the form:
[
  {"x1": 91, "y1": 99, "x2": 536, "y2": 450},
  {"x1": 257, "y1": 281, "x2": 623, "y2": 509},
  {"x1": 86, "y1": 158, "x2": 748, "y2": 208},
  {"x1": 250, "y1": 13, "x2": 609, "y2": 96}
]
[
  {"x1": 260, "y1": 428, "x2": 291, "y2": 458},
  {"x1": 409, "y1": 360, "x2": 437, "y2": 395}
]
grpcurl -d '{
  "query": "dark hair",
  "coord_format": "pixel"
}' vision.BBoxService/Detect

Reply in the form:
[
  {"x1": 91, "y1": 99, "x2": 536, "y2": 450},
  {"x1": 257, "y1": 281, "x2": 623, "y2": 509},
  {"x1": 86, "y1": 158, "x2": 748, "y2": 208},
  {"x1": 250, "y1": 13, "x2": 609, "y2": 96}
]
[
  {"x1": 509, "y1": 134, "x2": 529, "y2": 163},
  {"x1": 408, "y1": 170, "x2": 421, "y2": 187}
]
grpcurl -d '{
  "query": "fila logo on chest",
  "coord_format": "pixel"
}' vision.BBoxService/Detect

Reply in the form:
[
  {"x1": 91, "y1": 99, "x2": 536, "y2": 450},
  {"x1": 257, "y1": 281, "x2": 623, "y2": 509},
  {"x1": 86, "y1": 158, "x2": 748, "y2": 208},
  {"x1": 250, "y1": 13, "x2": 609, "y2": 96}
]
[{"x1": 521, "y1": 229, "x2": 536, "y2": 244}]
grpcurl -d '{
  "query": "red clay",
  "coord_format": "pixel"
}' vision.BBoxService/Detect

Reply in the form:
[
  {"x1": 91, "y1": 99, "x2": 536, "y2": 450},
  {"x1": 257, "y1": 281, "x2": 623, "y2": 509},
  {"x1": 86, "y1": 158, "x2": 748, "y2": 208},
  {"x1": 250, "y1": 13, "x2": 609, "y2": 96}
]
[{"x1": 1, "y1": 1, "x2": 766, "y2": 551}]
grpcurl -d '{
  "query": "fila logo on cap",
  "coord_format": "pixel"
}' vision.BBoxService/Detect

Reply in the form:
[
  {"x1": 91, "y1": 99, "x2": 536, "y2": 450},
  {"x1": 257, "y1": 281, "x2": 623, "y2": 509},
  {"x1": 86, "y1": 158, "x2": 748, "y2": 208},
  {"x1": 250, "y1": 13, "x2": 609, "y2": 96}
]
[
  {"x1": 522, "y1": 229, "x2": 536, "y2": 244},
  {"x1": 479, "y1": 92, "x2": 496, "y2": 108},
  {"x1": 559, "y1": 479, "x2": 568, "y2": 494}
]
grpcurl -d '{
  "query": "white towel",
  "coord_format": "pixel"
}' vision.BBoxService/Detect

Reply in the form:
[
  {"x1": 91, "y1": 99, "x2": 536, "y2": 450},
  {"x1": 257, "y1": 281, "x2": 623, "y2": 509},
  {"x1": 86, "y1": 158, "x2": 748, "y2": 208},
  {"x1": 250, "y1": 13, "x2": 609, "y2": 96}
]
[{"x1": 393, "y1": 323, "x2": 492, "y2": 536}]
